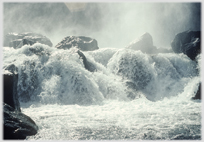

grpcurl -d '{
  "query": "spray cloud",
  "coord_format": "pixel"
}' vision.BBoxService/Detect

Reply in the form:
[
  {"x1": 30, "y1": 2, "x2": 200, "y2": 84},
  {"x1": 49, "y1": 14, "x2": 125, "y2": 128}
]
[{"x1": 3, "y1": 2, "x2": 201, "y2": 49}]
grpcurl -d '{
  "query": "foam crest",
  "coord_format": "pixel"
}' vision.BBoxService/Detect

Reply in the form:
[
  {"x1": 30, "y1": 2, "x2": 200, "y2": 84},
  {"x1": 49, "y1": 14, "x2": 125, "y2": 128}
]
[{"x1": 3, "y1": 43, "x2": 200, "y2": 104}]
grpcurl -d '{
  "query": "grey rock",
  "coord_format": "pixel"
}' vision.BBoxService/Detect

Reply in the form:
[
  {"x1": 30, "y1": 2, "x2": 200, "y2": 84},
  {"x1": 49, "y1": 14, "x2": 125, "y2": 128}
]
[
  {"x1": 4, "y1": 32, "x2": 53, "y2": 48},
  {"x1": 55, "y1": 36, "x2": 99, "y2": 51},
  {"x1": 126, "y1": 32, "x2": 157, "y2": 54}
]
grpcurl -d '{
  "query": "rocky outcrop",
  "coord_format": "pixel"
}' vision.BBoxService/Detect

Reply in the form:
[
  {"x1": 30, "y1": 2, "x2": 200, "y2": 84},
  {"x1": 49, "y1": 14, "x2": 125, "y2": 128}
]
[
  {"x1": 55, "y1": 36, "x2": 99, "y2": 51},
  {"x1": 4, "y1": 32, "x2": 53, "y2": 48},
  {"x1": 171, "y1": 30, "x2": 201, "y2": 60},
  {"x1": 4, "y1": 103, "x2": 38, "y2": 140}
]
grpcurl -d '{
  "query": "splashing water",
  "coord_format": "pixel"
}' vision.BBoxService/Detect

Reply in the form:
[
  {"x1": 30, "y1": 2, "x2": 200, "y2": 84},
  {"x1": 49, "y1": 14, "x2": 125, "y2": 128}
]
[{"x1": 3, "y1": 43, "x2": 201, "y2": 140}]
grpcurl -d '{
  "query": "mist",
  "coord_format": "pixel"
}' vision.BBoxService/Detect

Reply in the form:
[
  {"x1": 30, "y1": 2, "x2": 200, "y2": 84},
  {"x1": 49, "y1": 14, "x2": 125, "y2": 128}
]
[{"x1": 3, "y1": 2, "x2": 201, "y2": 49}]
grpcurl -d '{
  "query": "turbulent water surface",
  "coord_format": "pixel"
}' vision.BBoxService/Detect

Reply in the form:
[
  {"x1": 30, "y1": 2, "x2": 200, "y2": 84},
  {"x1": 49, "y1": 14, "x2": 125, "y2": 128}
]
[{"x1": 3, "y1": 43, "x2": 201, "y2": 140}]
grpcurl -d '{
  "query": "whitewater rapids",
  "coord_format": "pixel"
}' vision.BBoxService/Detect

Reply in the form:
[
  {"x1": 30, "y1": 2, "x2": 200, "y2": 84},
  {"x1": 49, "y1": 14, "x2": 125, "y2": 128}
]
[{"x1": 3, "y1": 43, "x2": 201, "y2": 140}]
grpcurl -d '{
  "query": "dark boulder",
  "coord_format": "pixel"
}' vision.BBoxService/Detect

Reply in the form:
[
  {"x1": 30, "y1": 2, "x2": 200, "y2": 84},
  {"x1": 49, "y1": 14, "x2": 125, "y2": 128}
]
[
  {"x1": 4, "y1": 32, "x2": 53, "y2": 48},
  {"x1": 4, "y1": 71, "x2": 20, "y2": 112},
  {"x1": 4, "y1": 103, "x2": 38, "y2": 140},
  {"x1": 4, "y1": 63, "x2": 36, "y2": 103},
  {"x1": 77, "y1": 50, "x2": 96, "y2": 72},
  {"x1": 55, "y1": 36, "x2": 99, "y2": 51},
  {"x1": 3, "y1": 71, "x2": 39, "y2": 139},
  {"x1": 126, "y1": 32, "x2": 157, "y2": 54},
  {"x1": 192, "y1": 83, "x2": 201, "y2": 100},
  {"x1": 171, "y1": 30, "x2": 201, "y2": 60}
]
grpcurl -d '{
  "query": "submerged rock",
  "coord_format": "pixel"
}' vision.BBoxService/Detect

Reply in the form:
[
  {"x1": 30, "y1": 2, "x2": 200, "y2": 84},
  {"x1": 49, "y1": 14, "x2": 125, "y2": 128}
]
[
  {"x1": 171, "y1": 30, "x2": 201, "y2": 60},
  {"x1": 55, "y1": 36, "x2": 99, "y2": 51},
  {"x1": 4, "y1": 103, "x2": 38, "y2": 140},
  {"x1": 4, "y1": 32, "x2": 53, "y2": 48}
]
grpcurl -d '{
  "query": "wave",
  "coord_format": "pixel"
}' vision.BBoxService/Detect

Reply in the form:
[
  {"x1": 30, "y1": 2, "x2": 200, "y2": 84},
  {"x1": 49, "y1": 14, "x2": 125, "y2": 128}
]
[{"x1": 3, "y1": 43, "x2": 200, "y2": 105}]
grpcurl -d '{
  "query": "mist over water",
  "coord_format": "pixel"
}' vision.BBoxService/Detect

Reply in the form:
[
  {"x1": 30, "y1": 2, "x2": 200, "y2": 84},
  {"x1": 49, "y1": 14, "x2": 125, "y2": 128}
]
[
  {"x1": 3, "y1": 2, "x2": 201, "y2": 48},
  {"x1": 3, "y1": 2, "x2": 201, "y2": 140}
]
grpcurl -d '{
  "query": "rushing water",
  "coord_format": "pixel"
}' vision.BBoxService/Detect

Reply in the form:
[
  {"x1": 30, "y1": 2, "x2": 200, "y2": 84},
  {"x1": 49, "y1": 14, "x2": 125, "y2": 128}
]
[{"x1": 3, "y1": 43, "x2": 201, "y2": 140}]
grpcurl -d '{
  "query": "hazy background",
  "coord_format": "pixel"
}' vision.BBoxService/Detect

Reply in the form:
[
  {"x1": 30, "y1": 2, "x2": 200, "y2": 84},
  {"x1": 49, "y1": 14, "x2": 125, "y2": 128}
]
[{"x1": 3, "y1": 2, "x2": 201, "y2": 49}]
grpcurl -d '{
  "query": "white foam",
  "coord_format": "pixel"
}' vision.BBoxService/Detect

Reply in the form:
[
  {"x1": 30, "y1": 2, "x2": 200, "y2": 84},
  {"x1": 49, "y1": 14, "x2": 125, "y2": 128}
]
[{"x1": 3, "y1": 43, "x2": 201, "y2": 140}]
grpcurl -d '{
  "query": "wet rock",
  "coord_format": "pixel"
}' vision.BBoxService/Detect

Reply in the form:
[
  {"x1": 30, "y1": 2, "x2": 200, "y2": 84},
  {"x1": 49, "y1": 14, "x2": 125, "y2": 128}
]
[
  {"x1": 4, "y1": 62, "x2": 40, "y2": 104},
  {"x1": 171, "y1": 30, "x2": 201, "y2": 60},
  {"x1": 126, "y1": 32, "x2": 157, "y2": 54},
  {"x1": 4, "y1": 32, "x2": 53, "y2": 48},
  {"x1": 4, "y1": 64, "x2": 18, "y2": 75},
  {"x1": 4, "y1": 103, "x2": 38, "y2": 140},
  {"x1": 3, "y1": 71, "x2": 39, "y2": 139},
  {"x1": 4, "y1": 71, "x2": 20, "y2": 112},
  {"x1": 192, "y1": 83, "x2": 201, "y2": 100},
  {"x1": 77, "y1": 50, "x2": 96, "y2": 72},
  {"x1": 55, "y1": 36, "x2": 99, "y2": 51}
]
